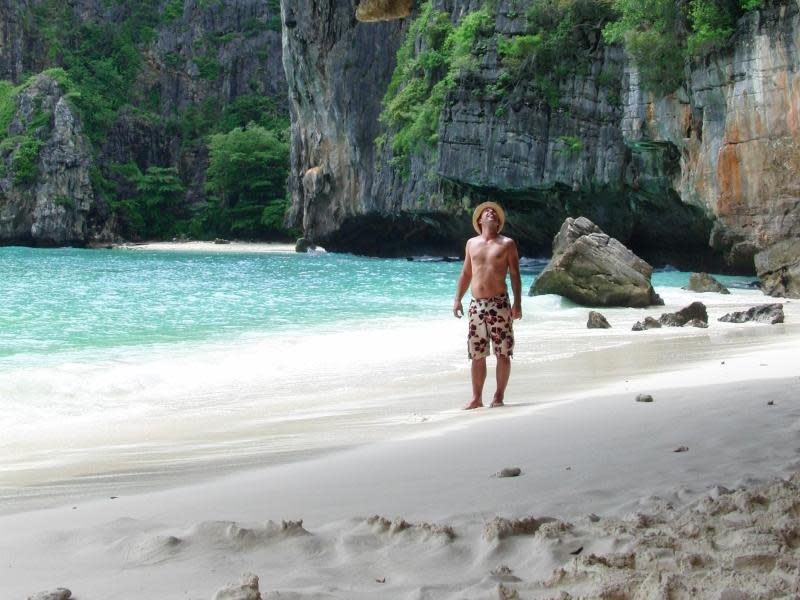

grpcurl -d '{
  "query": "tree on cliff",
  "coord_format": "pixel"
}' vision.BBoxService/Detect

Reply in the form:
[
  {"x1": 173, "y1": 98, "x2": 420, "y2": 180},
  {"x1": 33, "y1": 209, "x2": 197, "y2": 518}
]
[{"x1": 204, "y1": 123, "x2": 291, "y2": 239}]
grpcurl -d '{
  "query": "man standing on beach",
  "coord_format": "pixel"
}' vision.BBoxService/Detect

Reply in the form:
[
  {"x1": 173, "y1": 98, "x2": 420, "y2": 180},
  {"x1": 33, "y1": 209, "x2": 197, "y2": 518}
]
[{"x1": 453, "y1": 201, "x2": 522, "y2": 409}]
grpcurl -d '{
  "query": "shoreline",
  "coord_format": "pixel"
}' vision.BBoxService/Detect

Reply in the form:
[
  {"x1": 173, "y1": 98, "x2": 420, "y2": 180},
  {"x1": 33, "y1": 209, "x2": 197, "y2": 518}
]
[
  {"x1": 3, "y1": 303, "x2": 800, "y2": 598},
  {"x1": 112, "y1": 240, "x2": 301, "y2": 253}
]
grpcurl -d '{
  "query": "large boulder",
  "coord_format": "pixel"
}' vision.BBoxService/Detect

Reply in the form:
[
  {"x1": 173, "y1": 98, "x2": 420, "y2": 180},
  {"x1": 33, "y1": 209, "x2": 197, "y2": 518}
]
[
  {"x1": 356, "y1": 0, "x2": 414, "y2": 21},
  {"x1": 530, "y1": 217, "x2": 663, "y2": 307},
  {"x1": 685, "y1": 272, "x2": 730, "y2": 294},
  {"x1": 754, "y1": 239, "x2": 800, "y2": 299}
]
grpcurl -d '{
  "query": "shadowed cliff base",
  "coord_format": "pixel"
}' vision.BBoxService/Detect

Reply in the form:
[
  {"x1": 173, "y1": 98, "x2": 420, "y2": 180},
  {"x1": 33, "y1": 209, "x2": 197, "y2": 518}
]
[{"x1": 311, "y1": 191, "x2": 725, "y2": 272}]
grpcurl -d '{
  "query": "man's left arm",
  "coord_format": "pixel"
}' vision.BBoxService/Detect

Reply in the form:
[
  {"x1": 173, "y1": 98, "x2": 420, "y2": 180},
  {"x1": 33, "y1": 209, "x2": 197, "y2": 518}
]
[{"x1": 508, "y1": 241, "x2": 522, "y2": 320}]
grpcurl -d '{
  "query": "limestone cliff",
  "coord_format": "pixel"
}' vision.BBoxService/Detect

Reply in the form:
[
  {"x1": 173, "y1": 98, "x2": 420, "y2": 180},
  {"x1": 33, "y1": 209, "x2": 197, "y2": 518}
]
[
  {"x1": 285, "y1": 0, "x2": 799, "y2": 271},
  {"x1": 0, "y1": 74, "x2": 100, "y2": 245},
  {"x1": 0, "y1": 0, "x2": 286, "y2": 246},
  {"x1": 623, "y1": 3, "x2": 800, "y2": 272}
]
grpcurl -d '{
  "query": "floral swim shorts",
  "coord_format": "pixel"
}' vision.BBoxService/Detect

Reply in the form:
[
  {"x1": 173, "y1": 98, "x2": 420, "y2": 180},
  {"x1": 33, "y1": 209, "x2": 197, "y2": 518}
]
[{"x1": 467, "y1": 293, "x2": 514, "y2": 359}]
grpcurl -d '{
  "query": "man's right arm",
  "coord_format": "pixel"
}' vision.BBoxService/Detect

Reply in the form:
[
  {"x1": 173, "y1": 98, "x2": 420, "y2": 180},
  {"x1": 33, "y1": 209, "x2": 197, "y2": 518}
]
[{"x1": 453, "y1": 241, "x2": 472, "y2": 318}]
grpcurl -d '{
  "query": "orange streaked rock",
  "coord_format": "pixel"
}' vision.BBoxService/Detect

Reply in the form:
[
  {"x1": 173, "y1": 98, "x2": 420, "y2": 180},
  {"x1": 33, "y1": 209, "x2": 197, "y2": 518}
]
[{"x1": 356, "y1": 0, "x2": 414, "y2": 21}]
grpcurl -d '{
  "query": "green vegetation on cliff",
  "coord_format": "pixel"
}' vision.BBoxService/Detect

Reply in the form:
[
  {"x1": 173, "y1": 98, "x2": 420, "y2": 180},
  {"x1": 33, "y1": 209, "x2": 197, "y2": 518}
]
[
  {"x1": 202, "y1": 124, "x2": 291, "y2": 239},
  {"x1": 379, "y1": 1, "x2": 495, "y2": 176},
  {"x1": 379, "y1": 0, "x2": 770, "y2": 170},
  {"x1": 0, "y1": 0, "x2": 290, "y2": 243},
  {"x1": 603, "y1": 0, "x2": 765, "y2": 94}
]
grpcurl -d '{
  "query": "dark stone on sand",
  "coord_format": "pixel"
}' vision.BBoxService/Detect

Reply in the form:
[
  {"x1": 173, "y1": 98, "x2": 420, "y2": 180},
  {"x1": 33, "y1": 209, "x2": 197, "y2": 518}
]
[
  {"x1": 295, "y1": 237, "x2": 313, "y2": 252},
  {"x1": 497, "y1": 467, "x2": 522, "y2": 478},
  {"x1": 755, "y1": 239, "x2": 800, "y2": 298},
  {"x1": 659, "y1": 302, "x2": 708, "y2": 327},
  {"x1": 684, "y1": 272, "x2": 730, "y2": 294},
  {"x1": 530, "y1": 217, "x2": 663, "y2": 307},
  {"x1": 718, "y1": 304, "x2": 784, "y2": 324},
  {"x1": 636, "y1": 394, "x2": 654, "y2": 403},
  {"x1": 27, "y1": 590, "x2": 72, "y2": 600},
  {"x1": 632, "y1": 316, "x2": 662, "y2": 331},
  {"x1": 587, "y1": 311, "x2": 611, "y2": 329}
]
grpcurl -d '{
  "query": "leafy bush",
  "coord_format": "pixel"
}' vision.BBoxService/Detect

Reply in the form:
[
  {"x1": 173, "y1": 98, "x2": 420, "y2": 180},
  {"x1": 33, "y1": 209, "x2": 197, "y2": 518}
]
[
  {"x1": 12, "y1": 137, "x2": 44, "y2": 184},
  {"x1": 603, "y1": 0, "x2": 766, "y2": 95},
  {"x1": 204, "y1": 124, "x2": 290, "y2": 238}
]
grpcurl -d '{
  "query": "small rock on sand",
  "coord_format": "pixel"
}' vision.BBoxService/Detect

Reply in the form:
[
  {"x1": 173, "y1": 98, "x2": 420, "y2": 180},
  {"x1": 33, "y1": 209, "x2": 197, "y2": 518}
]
[
  {"x1": 587, "y1": 311, "x2": 611, "y2": 329},
  {"x1": 636, "y1": 394, "x2": 654, "y2": 403},
  {"x1": 632, "y1": 316, "x2": 662, "y2": 331},
  {"x1": 27, "y1": 590, "x2": 71, "y2": 600},
  {"x1": 497, "y1": 467, "x2": 522, "y2": 478},
  {"x1": 212, "y1": 573, "x2": 262, "y2": 600}
]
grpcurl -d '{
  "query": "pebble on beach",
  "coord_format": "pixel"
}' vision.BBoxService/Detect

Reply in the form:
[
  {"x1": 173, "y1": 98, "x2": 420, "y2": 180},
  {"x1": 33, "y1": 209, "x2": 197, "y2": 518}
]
[
  {"x1": 496, "y1": 467, "x2": 522, "y2": 478},
  {"x1": 27, "y1": 589, "x2": 71, "y2": 600}
]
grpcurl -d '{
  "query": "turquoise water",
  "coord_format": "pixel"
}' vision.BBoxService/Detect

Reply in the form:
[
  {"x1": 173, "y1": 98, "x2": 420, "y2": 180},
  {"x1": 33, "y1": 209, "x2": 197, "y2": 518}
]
[
  {"x1": 0, "y1": 247, "x2": 461, "y2": 360},
  {"x1": 0, "y1": 246, "x2": 769, "y2": 503},
  {"x1": 0, "y1": 247, "x2": 757, "y2": 361}
]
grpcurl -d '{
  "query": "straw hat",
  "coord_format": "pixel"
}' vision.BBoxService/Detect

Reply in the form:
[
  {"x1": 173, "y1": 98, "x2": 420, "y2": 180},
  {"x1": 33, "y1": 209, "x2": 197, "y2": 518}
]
[{"x1": 472, "y1": 201, "x2": 506, "y2": 234}]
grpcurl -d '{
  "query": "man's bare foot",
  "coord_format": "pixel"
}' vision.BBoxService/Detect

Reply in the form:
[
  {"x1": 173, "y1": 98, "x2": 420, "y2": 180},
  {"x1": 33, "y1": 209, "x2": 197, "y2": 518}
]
[
  {"x1": 463, "y1": 398, "x2": 483, "y2": 410},
  {"x1": 490, "y1": 394, "x2": 505, "y2": 407}
]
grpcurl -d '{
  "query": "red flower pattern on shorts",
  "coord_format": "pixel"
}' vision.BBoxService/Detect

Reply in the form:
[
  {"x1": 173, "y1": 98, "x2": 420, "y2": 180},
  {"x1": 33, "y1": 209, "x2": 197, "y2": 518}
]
[{"x1": 467, "y1": 293, "x2": 514, "y2": 359}]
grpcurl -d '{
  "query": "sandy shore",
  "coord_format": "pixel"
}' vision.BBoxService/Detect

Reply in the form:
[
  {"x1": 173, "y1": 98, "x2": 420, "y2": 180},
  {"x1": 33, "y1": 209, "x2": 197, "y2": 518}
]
[
  {"x1": 4, "y1": 296, "x2": 800, "y2": 599},
  {"x1": 6, "y1": 306, "x2": 800, "y2": 600},
  {"x1": 114, "y1": 240, "x2": 302, "y2": 253}
]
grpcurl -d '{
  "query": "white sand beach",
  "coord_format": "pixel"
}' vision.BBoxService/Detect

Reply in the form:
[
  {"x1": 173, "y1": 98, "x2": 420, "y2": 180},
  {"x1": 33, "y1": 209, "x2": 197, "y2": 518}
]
[
  {"x1": 3, "y1": 294, "x2": 800, "y2": 599},
  {"x1": 115, "y1": 241, "x2": 301, "y2": 253}
]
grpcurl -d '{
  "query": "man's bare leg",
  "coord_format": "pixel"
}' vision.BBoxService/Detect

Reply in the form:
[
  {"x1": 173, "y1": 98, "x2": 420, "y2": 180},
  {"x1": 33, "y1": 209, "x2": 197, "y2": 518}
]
[
  {"x1": 491, "y1": 355, "x2": 511, "y2": 407},
  {"x1": 464, "y1": 357, "x2": 487, "y2": 409}
]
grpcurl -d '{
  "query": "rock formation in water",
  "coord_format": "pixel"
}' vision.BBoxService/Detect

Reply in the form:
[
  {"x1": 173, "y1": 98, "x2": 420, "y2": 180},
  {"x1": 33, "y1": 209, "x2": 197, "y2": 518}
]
[{"x1": 530, "y1": 217, "x2": 663, "y2": 308}]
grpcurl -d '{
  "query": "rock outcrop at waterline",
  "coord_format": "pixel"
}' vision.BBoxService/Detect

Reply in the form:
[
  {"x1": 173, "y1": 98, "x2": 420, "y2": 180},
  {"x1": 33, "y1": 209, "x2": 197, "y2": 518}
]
[
  {"x1": 530, "y1": 217, "x2": 663, "y2": 308},
  {"x1": 356, "y1": 0, "x2": 414, "y2": 22},
  {"x1": 755, "y1": 239, "x2": 800, "y2": 299}
]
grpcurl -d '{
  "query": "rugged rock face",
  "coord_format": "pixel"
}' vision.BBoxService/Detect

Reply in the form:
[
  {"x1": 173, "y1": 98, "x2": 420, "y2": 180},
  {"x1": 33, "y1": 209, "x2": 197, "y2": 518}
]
[
  {"x1": 754, "y1": 238, "x2": 800, "y2": 298},
  {"x1": 624, "y1": 3, "x2": 800, "y2": 272},
  {"x1": 0, "y1": 74, "x2": 99, "y2": 245},
  {"x1": 284, "y1": 1, "x2": 799, "y2": 265},
  {"x1": 0, "y1": 0, "x2": 45, "y2": 82},
  {"x1": 282, "y1": 0, "x2": 408, "y2": 250},
  {"x1": 0, "y1": 0, "x2": 286, "y2": 245}
]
